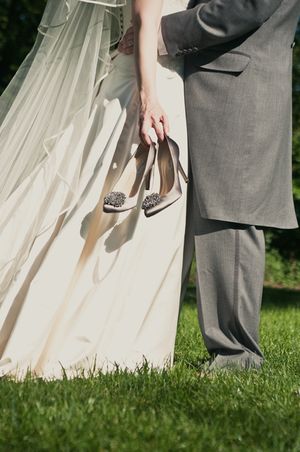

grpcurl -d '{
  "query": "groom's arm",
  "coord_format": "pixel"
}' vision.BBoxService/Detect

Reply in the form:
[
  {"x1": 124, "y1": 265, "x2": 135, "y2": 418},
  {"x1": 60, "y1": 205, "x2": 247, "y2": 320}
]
[{"x1": 160, "y1": 0, "x2": 283, "y2": 56}]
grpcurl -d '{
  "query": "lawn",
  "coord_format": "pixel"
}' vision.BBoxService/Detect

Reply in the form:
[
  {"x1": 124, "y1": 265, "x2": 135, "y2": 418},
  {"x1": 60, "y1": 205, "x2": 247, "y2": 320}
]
[{"x1": 1, "y1": 286, "x2": 300, "y2": 452}]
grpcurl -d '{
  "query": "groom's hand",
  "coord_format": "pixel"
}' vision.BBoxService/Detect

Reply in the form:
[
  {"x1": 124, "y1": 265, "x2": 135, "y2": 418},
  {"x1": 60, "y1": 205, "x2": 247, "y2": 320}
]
[{"x1": 118, "y1": 26, "x2": 134, "y2": 55}]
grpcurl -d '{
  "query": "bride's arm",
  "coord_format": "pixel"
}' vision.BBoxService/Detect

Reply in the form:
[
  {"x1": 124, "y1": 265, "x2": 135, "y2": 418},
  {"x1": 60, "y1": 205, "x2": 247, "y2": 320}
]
[{"x1": 132, "y1": 0, "x2": 169, "y2": 145}]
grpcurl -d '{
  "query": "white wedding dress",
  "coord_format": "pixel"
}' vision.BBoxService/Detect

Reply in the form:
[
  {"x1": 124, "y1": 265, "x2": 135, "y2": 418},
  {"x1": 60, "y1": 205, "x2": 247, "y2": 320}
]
[{"x1": 0, "y1": 0, "x2": 188, "y2": 379}]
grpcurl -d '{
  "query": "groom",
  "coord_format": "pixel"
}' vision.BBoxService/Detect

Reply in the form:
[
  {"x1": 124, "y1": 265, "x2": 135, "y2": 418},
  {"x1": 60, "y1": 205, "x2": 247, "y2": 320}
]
[{"x1": 121, "y1": 0, "x2": 300, "y2": 370}]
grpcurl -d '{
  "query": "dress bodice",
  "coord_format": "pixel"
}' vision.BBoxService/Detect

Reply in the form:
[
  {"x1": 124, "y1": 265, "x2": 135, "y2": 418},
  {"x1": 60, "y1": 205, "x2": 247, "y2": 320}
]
[{"x1": 161, "y1": 0, "x2": 189, "y2": 15}]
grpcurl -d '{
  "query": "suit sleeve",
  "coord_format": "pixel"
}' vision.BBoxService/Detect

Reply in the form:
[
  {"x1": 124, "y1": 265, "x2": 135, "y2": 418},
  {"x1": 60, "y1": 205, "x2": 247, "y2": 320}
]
[{"x1": 161, "y1": 0, "x2": 284, "y2": 56}]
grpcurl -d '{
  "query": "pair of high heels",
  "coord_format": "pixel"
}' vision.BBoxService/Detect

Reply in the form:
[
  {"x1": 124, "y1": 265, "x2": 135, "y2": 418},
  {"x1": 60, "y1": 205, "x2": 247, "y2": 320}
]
[{"x1": 103, "y1": 135, "x2": 189, "y2": 217}]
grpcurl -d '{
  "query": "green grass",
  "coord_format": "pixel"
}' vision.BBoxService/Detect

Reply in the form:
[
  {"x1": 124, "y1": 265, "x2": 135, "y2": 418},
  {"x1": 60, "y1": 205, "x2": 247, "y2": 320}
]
[
  {"x1": 265, "y1": 249, "x2": 300, "y2": 290},
  {"x1": 1, "y1": 286, "x2": 300, "y2": 452}
]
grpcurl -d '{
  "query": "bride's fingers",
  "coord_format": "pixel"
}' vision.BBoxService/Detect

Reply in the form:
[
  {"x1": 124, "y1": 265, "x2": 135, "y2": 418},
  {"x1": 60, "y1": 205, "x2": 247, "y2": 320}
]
[
  {"x1": 140, "y1": 121, "x2": 152, "y2": 146},
  {"x1": 161, "y1": 113, "x2": 170, "y2": 136},
  {"x1": 140, "y1": 131, "x2": 152, "y2": 146},
  {"x1": 153, "y1": 118, "x2": 165, "y2": 142}
]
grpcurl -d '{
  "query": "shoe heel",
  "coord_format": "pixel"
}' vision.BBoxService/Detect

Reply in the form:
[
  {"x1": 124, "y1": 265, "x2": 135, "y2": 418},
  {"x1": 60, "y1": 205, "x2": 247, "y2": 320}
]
[{"x1": 178, "y1": 160, "x2": 189, "y2": 183}]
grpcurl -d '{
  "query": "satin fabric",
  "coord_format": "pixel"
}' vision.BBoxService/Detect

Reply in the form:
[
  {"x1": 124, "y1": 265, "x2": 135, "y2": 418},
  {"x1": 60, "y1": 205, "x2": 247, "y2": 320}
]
[{"x1": 0, "y1": 0, "x2": 189, "y2": 380}]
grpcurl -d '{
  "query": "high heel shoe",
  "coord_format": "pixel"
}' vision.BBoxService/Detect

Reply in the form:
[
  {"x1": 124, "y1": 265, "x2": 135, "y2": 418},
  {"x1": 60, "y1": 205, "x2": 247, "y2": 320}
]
[
  {"x1": 103, "y1": 141, "x2": 156, "y2": 213},
  {"x1": 142, "y1": 135, "x2": 188, "y2": 217}
]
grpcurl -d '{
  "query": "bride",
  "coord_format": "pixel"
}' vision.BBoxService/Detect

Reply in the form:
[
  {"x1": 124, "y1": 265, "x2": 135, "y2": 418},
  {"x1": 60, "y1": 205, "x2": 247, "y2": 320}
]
[{"x1": 0, "y1": 0, "x2": 189, "y2": 379}]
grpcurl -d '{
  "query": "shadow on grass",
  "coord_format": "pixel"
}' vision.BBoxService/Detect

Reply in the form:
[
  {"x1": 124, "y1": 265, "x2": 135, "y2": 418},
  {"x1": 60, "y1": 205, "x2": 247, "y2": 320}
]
[
  {"x1": 183, "y1": 284, "x2": 300, "y2": 309},
  {"x1": 262, "y1": 286, "x2": 300, "y2": 309},
  {"x1": 182, "y1": 284, "x2": 197, "y2": 305}
]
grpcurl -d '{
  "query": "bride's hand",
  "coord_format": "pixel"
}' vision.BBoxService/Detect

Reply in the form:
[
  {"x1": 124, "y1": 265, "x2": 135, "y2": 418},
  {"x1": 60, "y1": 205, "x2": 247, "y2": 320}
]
[{"x1": 139, "y1": 95, "x2": 170, "y2": 146}]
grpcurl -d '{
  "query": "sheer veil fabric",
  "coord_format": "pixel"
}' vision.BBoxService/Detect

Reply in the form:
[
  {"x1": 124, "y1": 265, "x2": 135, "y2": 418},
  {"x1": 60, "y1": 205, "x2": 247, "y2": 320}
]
[
  {"x1": 0, "y1": 0, "x2": 189, "y2": 379},
  {"x1": 0, "y1": 0, "x2": 126, "y2": 301},
  {"x1": 0, "y1": 0, "x2": 125, "y2": 202}
]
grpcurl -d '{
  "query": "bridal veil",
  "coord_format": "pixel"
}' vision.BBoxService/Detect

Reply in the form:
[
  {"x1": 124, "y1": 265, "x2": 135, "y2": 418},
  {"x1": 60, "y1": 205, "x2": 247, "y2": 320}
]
[
  {"x1": 0, "y1": 0, "x2": 127, "y2": 302},
  {"x1": 0, "y1": 0, "x2": 126, "y2": 203}
]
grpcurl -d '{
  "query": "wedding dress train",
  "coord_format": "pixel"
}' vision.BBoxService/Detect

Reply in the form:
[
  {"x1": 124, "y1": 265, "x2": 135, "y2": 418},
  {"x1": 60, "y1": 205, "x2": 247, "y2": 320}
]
[{"x1": 0, "y1": 0, "x2": 188, "y2": 379}]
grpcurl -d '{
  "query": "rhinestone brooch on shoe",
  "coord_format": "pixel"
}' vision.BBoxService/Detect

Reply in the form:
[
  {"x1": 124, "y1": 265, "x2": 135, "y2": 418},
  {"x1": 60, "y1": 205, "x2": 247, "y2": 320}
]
[
  {"x1": 104, "y1": 191, "x2": 126, "y2": 207},
  {"x1": 142, "y1": 193, "x2": 161, "y2": 210}
]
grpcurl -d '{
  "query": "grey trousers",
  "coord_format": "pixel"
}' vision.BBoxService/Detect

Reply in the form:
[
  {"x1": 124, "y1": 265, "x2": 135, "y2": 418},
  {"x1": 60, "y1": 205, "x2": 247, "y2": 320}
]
[{"x1": 181, "y1": 171, "x2": 265, "y2": 369}]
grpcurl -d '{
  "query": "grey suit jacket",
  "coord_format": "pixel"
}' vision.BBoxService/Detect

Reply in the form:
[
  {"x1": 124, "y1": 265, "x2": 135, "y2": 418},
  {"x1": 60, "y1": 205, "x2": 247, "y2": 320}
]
[{"x1": 161, "y1": 0, "x2": 300, "y2": 229}]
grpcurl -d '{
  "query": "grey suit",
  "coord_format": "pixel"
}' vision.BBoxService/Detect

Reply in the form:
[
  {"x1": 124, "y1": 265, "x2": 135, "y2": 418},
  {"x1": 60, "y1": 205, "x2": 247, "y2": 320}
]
[{"x1": 161, "y1": 0, "x2": 300, "y2": 369}]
